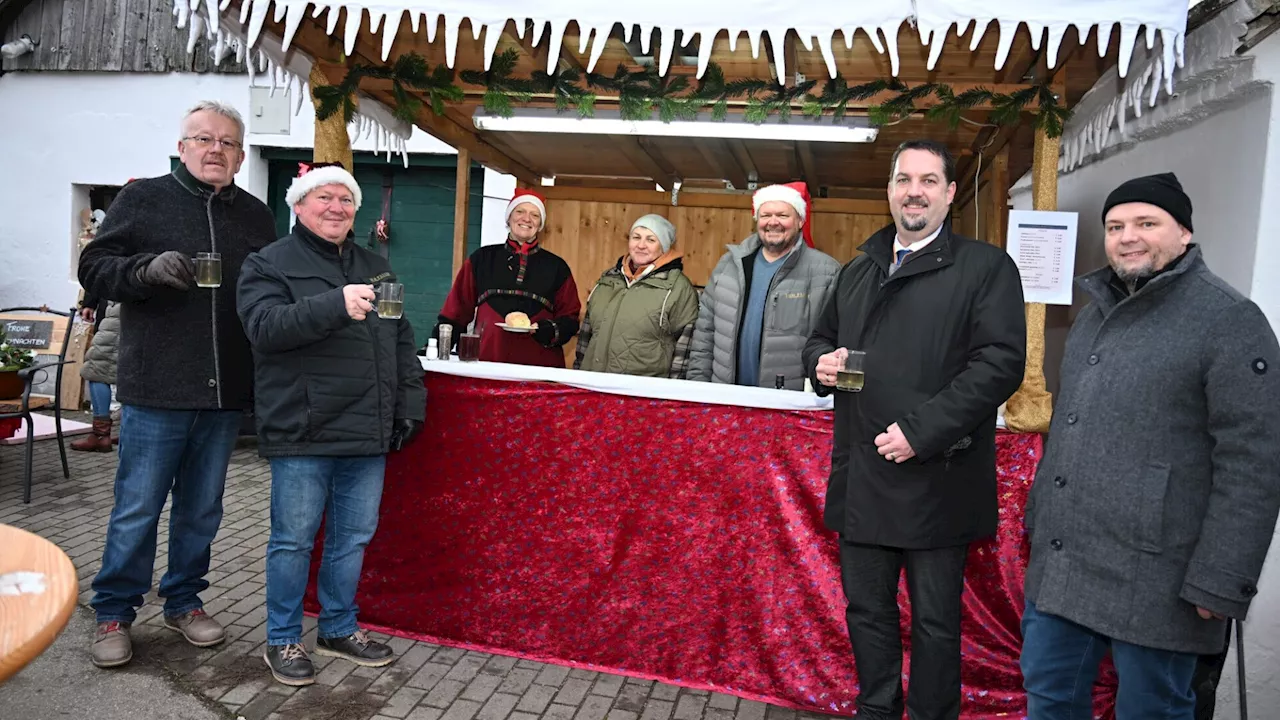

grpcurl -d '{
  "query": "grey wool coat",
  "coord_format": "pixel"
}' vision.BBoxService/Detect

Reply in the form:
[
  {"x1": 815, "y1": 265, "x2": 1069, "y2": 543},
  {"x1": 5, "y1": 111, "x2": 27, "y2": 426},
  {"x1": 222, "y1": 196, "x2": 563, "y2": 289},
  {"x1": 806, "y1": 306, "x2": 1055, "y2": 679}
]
[
  {"x1": 1025, "y1": 246, "x2": 1280, "y2": 654},
  {"x1": 687, "y1": 235, "x2": 839, "y2": 390}
]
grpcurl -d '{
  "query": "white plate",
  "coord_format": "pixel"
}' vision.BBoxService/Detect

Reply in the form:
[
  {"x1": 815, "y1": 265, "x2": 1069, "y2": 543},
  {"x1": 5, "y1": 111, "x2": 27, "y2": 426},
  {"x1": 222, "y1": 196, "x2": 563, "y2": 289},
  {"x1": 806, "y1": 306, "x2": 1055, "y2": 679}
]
[{"x1": 496, "y1": 322, "x2": 536, "y2": 333}]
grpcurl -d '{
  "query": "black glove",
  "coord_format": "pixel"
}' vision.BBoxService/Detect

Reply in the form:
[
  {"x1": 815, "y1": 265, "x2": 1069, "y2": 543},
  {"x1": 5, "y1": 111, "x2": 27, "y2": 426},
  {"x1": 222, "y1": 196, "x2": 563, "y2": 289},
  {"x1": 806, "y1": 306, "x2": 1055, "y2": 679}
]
[
  {"x1": 137, "y1": 251, "x2": 196, "y2": 290},
  {"x1": 533, "y1": 318, "x2": 558, "y2": 346},
  {"x1": 389, "y1": 418, "x2": 423, "y2": 451}
]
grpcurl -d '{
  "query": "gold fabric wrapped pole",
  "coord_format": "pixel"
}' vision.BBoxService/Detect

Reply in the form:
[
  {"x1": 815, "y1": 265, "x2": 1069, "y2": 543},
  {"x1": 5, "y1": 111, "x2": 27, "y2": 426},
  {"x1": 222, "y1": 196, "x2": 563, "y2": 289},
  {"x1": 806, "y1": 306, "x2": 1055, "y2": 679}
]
[
  {"x1": 309, "y1": 64, "x2": 354, "y2": 172},
  {"x1": 1003, "y1": 126, "x2": 1057, "y2": 433}
]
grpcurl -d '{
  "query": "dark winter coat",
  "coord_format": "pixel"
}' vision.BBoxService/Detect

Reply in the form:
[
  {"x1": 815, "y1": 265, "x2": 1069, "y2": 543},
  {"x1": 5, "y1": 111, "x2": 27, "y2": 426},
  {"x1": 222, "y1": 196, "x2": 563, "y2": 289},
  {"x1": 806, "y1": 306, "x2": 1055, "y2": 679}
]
[
  {"x1": 236, "y1": 224, "x2": 426, "y2": 458},
  {"x1": 802, "y1": 223, "x2": 1026, "y2": 549},
  {"x1": 1025, "y1": 246, "x2": 1280, "y2": 654},
  {"x1": 77, "y1": 165, "x2": 276, "y2": 410},
  {"x1": 575, "y1": 256, "x2": 700, "y2": 377}
]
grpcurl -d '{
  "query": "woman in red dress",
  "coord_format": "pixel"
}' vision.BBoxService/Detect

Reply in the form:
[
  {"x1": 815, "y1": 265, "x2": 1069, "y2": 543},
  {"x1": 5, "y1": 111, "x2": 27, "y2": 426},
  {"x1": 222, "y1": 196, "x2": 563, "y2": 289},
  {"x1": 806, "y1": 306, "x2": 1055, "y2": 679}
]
[{"x1": 434, "y1": 189, "x2": 581, "y2": 367}]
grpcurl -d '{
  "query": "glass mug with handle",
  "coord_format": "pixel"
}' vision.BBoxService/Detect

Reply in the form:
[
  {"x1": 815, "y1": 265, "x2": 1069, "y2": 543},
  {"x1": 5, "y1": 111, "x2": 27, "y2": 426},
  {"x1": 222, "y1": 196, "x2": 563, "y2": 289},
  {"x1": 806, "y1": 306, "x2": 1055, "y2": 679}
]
[
  {"x1": 194, "y1": 252, "x2": 222, "y2": 288},
  {"x1": 836, "y1": 350, "x2": 866, "y2": 392},
  {"x1": 376, "y1": 282, "x2": 404, "y2": 319}
]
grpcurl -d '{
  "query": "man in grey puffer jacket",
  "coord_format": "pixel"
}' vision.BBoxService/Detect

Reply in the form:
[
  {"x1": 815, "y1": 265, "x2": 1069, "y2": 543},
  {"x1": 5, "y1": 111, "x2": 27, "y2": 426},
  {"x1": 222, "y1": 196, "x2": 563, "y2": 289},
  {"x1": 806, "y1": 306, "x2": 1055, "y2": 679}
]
[{"x1": 687, "y1": 182, "x2": 839, "y2": 391}]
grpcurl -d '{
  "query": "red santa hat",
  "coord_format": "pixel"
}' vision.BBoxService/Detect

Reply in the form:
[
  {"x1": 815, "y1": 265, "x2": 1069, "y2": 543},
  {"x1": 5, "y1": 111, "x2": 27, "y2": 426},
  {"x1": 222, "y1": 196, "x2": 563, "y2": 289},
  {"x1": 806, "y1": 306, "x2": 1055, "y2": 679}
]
[
  {"x1": 506, "y1": 188, "x2": 547, "y2": 230},
  {"x1": 752, "y1": 182, "x2": 814, "y2": 247},
  {"x1": 287, "y1": 162, "x2": 363, "y2": 210}
]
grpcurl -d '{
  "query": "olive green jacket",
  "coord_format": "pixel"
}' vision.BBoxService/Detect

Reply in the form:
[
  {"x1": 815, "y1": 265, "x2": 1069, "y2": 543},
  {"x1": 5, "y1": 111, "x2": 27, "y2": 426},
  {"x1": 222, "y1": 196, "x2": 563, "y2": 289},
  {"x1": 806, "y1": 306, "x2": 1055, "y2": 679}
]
[{"x1": 574, "y1": 256, "x2": 699, "y2": 378}]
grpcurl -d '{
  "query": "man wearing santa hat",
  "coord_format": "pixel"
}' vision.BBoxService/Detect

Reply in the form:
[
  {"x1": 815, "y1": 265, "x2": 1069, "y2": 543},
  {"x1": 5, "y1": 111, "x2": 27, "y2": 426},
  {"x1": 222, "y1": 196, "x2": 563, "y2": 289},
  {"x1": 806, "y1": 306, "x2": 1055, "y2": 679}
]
[
  {"x1": 237, "y1": 162, "x2": 425, "y2": 686},
  {"x1": 434, "y1": 188, "x2": 581, "y2": 366},
  {"x1": 687, "y1": 181, "x2": 839, "y2": 390}
]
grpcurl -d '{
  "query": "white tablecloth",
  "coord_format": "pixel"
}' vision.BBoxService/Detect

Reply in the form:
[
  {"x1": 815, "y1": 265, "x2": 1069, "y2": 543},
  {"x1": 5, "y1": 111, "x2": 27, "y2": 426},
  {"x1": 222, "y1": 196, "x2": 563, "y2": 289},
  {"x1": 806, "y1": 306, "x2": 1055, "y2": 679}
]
[{"x1": 419, "y1": 357, "x2": 834, "y2": 412}]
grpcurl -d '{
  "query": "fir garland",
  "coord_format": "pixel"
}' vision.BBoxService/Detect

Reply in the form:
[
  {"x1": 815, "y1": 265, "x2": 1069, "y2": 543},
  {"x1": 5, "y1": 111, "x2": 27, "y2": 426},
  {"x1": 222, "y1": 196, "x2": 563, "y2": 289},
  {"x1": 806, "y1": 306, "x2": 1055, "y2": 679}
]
[
  {"x1": 314, "y1": 52, "x2": 463, "y2": 124},
  {"x1": 320, "y1": 49, "x2": 1072, "y2": 138}
]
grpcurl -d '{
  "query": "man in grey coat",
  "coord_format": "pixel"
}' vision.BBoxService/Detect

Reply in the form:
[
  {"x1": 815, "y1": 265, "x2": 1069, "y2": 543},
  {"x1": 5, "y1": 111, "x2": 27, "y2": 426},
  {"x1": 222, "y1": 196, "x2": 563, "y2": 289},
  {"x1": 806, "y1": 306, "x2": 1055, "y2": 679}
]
[
  {"x1": 687, "y1": 182, "x2": 839, "y2": 390},
  {"x1": 1021, "y1": 173, "x2": 1280, "y2": 719}
]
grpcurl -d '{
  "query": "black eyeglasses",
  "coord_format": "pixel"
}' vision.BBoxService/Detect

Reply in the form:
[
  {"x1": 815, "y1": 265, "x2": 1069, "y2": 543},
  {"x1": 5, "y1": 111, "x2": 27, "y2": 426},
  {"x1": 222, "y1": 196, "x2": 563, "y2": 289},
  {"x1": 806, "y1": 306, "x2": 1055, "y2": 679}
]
[{"x1": 183, "y1": 136, "x2": 243, "y2": 151}]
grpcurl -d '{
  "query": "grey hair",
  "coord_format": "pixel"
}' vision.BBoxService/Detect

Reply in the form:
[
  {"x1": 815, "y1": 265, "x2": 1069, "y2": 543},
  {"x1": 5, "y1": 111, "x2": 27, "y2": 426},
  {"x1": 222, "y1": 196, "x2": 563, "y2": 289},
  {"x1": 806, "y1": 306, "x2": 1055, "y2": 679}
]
[{"x1": 181, "y1": 100, "x2": 246, "y2": 141}]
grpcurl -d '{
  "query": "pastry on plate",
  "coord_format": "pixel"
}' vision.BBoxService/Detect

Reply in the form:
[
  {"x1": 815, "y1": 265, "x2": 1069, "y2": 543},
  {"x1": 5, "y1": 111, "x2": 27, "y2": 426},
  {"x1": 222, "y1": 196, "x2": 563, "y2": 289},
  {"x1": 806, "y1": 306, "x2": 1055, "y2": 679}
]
[{"x1": 505, "y1": 311, "x2": 532, "y2": 328}]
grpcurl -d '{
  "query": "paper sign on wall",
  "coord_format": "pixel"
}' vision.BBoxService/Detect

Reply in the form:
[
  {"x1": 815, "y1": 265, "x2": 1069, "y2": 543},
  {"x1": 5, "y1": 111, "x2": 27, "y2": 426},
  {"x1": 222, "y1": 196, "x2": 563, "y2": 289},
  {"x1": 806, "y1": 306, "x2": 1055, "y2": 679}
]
[{"x1": 1005, "y1": 210, "x2": 1078, "y2": 305}]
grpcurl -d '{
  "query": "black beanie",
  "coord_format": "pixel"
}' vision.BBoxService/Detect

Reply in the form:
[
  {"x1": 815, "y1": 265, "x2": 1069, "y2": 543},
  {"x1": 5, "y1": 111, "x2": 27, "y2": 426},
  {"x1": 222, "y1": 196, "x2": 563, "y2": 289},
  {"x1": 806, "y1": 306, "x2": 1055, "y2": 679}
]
[{"x1": 1101, "y1": 172, "x2": 1193, "y2": 232}]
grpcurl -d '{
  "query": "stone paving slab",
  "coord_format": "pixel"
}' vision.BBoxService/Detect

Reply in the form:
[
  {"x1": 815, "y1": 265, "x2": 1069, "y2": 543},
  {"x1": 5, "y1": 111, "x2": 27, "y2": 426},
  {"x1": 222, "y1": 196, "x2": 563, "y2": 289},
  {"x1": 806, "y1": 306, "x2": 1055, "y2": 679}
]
[{"x1": 0, "y1": 434, "x2": 837, "y2": 720}]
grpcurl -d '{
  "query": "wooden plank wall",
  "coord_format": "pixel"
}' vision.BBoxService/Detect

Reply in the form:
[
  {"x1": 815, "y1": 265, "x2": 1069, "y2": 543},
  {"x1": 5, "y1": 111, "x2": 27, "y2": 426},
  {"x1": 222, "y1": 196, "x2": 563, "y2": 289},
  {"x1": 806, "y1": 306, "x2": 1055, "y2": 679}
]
[
  {"x1": 534, "y1": 188, "x2": 891, "y2": 365},
  {"x1": 1, "y1": 0, "x2": 246, "y2": 73},
  {"x1": 539, "y1": 188, "x2": 891, "y2": 303}
]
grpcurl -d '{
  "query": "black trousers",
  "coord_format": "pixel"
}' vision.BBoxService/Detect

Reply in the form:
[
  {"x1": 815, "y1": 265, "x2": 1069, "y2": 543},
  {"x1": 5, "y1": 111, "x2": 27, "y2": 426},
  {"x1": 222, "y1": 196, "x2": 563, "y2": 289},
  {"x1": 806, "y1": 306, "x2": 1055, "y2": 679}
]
[{"x1": 839, "y1": 540, "x2": 970, "y2": 720}]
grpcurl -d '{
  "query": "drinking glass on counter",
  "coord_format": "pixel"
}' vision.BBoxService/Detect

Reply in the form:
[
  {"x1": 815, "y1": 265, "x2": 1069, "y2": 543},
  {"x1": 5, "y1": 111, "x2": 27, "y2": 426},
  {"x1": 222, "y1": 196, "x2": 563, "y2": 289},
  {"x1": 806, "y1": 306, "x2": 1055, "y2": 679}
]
[
  {"x1": 195, "y1": 252, "x2": 222, "y2": 288},
  {"x1": 459, "y1": 324, "x2": 483, "y2": 362}
]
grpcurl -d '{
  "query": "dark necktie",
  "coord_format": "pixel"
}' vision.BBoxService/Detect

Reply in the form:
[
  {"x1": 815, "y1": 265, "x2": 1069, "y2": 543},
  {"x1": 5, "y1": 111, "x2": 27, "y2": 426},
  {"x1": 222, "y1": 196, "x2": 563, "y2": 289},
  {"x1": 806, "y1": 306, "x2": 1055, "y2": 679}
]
[{"x1": 889, "y1": 248, "x2": 911, "y2": 276}]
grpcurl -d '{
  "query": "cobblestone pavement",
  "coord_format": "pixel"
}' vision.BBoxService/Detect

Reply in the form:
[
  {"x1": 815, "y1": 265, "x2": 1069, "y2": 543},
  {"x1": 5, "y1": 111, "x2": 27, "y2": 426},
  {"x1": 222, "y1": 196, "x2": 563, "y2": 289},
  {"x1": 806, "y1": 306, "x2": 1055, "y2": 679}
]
[{"x1": 0, "y1": 433, "x2": 833, "y2": 720}]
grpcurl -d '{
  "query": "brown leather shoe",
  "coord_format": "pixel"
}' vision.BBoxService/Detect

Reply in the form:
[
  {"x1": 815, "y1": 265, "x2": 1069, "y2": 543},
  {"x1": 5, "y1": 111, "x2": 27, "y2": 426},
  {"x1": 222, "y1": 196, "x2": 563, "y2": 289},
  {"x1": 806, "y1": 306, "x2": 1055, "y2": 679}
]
[
  {"x1": 163, "y1": 608, "x2": 225, "y2": 648},
  {"x1": 91, "y1": 621, "x2": 133, "y2": 668},
  {"x1": 71, "y1": 418, "x2": 113, "y2": 453}
]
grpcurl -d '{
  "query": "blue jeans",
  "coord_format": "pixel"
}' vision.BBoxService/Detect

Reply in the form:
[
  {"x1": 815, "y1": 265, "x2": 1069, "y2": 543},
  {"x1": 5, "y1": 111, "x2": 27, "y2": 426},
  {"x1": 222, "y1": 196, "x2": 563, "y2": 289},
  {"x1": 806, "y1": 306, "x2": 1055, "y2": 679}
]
[
  {"x1": 1021, "y1": 601, "x2": 1198, "y2": 720},
  {"x1": 88, "y1": 382, "x2": 112, "y2": 418},
  {"x1": 265, "y1": 455, "x2": 385, "y2": 646},
  {"x1": 91, "y1": 406, "x2": 242, "y2": 623}
]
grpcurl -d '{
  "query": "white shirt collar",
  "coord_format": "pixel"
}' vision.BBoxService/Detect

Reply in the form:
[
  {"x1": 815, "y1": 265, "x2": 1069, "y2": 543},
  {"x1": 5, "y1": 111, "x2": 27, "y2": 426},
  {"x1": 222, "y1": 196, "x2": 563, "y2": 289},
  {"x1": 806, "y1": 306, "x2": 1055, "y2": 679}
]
[{"x1": 893, "y1": 224, "x2": 944, "y2": 255}]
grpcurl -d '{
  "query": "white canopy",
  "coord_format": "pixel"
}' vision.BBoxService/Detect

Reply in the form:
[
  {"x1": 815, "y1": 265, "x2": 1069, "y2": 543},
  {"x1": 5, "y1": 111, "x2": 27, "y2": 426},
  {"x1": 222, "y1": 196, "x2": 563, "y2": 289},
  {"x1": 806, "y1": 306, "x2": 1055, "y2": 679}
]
[{"x1": 177, "y1": 0, "x2": 1189, "y2": 85}]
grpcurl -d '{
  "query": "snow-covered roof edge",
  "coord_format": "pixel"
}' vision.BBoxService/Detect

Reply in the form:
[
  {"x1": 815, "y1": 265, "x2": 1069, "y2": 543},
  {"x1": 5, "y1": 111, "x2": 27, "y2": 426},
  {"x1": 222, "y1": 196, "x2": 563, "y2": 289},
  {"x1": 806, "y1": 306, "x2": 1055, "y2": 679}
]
[
  {"x1": 1057, "y1": 0, "x2": 1270, "y2": 173},
  {"x1": 175, "y1": 0, "x2": 415, "y2": 166},
  {"x1": 173, "y1": 0, "x2": 1190, "y2": 88}
]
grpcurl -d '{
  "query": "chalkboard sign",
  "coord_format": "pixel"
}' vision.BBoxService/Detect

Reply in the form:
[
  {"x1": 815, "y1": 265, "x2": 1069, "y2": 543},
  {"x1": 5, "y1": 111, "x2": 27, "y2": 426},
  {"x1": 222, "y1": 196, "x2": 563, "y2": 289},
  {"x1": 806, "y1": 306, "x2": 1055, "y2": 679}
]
[{"x1": 2, "y1": 319, "x2": 54, "y2": 350}]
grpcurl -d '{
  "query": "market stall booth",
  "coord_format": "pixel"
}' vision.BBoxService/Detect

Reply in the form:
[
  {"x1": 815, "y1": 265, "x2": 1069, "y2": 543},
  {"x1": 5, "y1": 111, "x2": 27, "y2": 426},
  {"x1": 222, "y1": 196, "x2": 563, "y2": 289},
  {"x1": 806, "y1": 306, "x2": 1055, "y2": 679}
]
[{"x1": 172, "y1": 0, "x2": 1191, "y2": 715}]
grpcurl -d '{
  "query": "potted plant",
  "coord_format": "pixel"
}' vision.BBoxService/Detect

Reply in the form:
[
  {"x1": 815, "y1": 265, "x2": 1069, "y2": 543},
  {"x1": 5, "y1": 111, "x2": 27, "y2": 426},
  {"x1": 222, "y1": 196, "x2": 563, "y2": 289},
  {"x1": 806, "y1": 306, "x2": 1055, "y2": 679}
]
[{"x1": 0, "y1": 324, "x2": 36, "y2": 400}]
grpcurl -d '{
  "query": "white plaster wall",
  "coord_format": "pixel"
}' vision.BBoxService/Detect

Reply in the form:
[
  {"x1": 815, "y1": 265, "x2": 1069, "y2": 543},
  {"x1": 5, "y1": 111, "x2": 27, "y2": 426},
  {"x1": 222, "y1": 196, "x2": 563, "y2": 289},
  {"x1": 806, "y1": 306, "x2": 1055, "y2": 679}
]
[
  {"x1": 0, "y1": 71, "x2": 515, "y2": 311},
  {"x1": 1011, "y1": 82, "x2": 1279, "y2": 719}
]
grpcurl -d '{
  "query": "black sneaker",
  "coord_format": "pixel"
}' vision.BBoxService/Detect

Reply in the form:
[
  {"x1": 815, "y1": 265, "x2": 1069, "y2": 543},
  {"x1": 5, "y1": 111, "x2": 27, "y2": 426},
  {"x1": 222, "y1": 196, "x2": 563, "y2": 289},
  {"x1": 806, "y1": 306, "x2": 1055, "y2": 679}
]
[
  {"x1": 264, "y1": 643, "x2": 315, "y2": 686},
  {"x1": 314, "y1": 630, "x2": 395, "y2": 667}
]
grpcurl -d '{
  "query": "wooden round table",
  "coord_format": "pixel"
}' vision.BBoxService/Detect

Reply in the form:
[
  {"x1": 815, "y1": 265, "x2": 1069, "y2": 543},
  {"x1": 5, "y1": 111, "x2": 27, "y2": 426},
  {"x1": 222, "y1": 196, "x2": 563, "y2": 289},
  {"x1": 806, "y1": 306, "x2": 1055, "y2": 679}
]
[{"x1": 0, "y1": 524, "x2": 77, "y2": 684}]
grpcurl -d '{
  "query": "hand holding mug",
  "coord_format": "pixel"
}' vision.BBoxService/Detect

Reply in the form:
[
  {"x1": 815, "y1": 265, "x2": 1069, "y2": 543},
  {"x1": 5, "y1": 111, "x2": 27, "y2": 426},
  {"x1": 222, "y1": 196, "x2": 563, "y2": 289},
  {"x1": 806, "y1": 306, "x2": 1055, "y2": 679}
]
[
  {"x1": 343, "y1": 284, "x2": 376, "y2": 320},
  {"x1": 816, "y1": 348, "x2": 848, "y2": 387}
]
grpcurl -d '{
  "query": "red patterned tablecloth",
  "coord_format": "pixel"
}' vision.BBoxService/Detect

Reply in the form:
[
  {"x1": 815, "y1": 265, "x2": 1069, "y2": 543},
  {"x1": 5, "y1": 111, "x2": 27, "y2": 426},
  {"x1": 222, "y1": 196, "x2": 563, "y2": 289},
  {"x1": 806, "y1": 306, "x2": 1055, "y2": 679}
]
[{"x1": 307, "y1": 373, "x2": 1116, "y2": 718}]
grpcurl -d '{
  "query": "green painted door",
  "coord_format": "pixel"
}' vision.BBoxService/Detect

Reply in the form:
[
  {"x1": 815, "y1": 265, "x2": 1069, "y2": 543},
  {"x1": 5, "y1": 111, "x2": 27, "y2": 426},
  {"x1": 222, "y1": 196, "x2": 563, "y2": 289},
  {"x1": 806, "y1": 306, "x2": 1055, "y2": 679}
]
[{"x1": 264, "y1": 151, "x2": 484, "y2": 342}]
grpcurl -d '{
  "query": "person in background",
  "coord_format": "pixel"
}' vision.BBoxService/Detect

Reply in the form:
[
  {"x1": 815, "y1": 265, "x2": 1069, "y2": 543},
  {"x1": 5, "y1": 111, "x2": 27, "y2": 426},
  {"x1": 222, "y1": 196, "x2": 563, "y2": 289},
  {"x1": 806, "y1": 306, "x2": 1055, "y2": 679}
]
[
  {"x1": 237, "y1": 163, "x2": 425, "y2": 687},
  {"x1": 804, "y1": 139, "x2": 1026, "y2": 720},
  {"x1": 78, "y1": 100, "x2": 276, "y2": 669},
  {"x1": 574, "y1": 214, "x2": 699, "y2": 378},
  {"x1": 434, "y1": 189, "x2": 581, "y2": 366},
  {"x1": 687, "y1": 182, "x2": 839, "y2": 390},
  {"x1": 71, "y1": 297, "x2": 119, "y2": 452},
  {"x1": 1020, "y1": 173, "x2": 1280, "y2": 719}
]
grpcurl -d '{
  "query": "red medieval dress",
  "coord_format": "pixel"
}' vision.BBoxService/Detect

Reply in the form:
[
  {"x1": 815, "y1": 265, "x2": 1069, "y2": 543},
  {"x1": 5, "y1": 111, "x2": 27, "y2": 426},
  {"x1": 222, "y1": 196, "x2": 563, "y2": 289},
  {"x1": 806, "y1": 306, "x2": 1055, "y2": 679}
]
[{"x1": 435, "y1": 238, "x2": 581, "y2": 367}]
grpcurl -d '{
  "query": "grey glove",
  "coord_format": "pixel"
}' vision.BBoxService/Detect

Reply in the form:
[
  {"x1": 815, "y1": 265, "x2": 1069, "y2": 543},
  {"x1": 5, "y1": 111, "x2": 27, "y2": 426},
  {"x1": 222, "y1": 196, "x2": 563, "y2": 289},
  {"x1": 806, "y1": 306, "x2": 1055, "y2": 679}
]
[{"x1": 137, "y1": 251, "x2": 196, "y2": 291}]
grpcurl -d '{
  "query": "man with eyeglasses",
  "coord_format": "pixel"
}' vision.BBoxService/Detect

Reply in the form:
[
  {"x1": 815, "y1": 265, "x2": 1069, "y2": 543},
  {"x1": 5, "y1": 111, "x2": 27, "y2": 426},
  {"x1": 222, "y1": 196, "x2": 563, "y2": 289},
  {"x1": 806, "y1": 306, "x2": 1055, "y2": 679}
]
[{"x1": 79, "y1": 100, "x2": 276, "y2": 669}]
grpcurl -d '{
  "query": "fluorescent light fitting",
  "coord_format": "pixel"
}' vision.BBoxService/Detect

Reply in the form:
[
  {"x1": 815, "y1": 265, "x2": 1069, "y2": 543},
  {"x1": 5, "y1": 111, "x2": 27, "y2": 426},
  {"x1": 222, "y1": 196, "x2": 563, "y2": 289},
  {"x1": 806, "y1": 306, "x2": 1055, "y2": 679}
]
[{"x1": 472, "y1": 108, "x2": 878, "y2": 144}]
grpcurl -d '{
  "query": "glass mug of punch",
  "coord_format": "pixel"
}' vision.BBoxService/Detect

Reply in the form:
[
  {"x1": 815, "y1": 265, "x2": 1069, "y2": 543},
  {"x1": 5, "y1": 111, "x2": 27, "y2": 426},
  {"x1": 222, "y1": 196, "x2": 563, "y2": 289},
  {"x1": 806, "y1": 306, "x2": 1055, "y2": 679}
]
[
  {"x1": 195, "y1": 252, "x2": 222, "y2": 288},
  {"x1": 376, "y1": 282, "x2": 404, "y2": 319},
  {"x1": 836, "y1": 350, "x2": 866, "y2": 392}
]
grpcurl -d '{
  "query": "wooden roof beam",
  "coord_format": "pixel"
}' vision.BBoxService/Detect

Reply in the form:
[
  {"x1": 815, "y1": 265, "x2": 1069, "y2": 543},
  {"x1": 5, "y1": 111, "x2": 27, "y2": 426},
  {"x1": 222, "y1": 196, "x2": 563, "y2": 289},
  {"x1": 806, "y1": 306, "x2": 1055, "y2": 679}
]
[
  {"x1": 796, "y1": 142, "x2": 819, "y2": 196},
  {"x1": 636, "y1": 138, "x2": 682, "y2": 186},
  {"x1": 616, "y1": 136, "x2": 679, "y2": 190},
  {"x1": 727, "y1": 140, "x2": 758, "y2": 184},
  {"x1": 694, "y1": 140, "x2": 735, "y2": 189}
]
